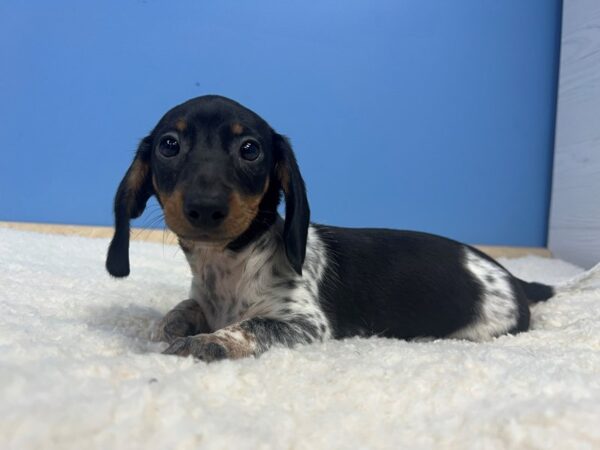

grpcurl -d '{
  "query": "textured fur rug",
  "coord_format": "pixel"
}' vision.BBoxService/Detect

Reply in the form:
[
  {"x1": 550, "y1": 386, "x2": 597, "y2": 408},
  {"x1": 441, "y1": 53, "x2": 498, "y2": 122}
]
[{"x1": 1, "y1": 228, "x2": 599, "y2": 449}]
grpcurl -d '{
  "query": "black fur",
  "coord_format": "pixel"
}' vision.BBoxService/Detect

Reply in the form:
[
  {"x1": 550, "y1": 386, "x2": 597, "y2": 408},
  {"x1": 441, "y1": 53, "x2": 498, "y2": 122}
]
[
  {"x1": 273, "y1": 134, "x2": 310, "y2": 275},
  {"x1": 520, "y1": 281, "x2": 555, "y2": 303},
  {"x1": 315, "y1": 227, "x2": 484, "y2": 339}
]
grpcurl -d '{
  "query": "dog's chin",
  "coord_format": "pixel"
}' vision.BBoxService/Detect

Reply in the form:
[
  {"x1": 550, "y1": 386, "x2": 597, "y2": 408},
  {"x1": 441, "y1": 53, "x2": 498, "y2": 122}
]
[
  {"x1": 178, "y1": 234, "x2": 228, "y2": 245},
  {"x1": 175, "y1": 231, "x2": 241, "y2": 250},
  {"x1": 170, "y1": 219, "x2": 255, "y2": 250}
]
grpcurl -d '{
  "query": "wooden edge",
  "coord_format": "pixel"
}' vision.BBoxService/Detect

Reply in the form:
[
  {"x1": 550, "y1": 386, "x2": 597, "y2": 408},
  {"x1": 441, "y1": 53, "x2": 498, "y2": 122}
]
[
  {"x1": 0, "y1": 221, "x2": 552, "y2": 259},
  {"x1": 474, "y1": 245, "x2": 551, "y2": 259},
  {"x1": 0, "y1": 221, "x2": 177, "y2": 244}
]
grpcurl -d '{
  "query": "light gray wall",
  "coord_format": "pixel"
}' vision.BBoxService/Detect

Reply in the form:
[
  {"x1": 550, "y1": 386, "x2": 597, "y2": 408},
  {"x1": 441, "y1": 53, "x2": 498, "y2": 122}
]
[{"x1": 549, "y1": 0, "x2": 600, "y2": 269}]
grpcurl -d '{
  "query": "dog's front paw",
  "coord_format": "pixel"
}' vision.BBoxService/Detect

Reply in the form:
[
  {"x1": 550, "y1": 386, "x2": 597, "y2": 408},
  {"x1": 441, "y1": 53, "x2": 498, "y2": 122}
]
[
  {"x1": 159, "y1": 317, "x2": 196, "y2": 344},
  {"x1": 157, "y1": 300, "x2": 208, "y2": 344},
  {"x1": 162, "y1": 328, "x2": 256, "y2": 362},
  {"x1": 162, "y1": 335, "x2": 228, "y2": 362}
]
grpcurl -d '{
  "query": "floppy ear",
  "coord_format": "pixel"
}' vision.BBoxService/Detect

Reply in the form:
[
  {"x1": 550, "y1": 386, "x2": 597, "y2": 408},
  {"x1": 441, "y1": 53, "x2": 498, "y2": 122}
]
[
  {"x1": 273, "y1": 133, "x2": 310, "y2": 275},
  {"x1": 106, "y1": 136, "x2": 154, "y2": 277}
]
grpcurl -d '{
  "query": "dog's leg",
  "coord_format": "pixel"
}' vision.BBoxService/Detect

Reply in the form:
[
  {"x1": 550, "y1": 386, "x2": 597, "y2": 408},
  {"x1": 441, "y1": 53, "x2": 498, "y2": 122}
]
[
  {"x1": 162, "y1": 316, "x2": 323, "y2": 362},
  {"x1": 157, "y1": 299, "x2": 210, "y2": 344}
]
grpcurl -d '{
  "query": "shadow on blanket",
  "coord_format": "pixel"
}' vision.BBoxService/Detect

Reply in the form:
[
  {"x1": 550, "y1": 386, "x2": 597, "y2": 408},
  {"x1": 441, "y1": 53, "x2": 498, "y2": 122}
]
[{"x1": 84, "y1": 303, "x2": 165, "y2": 353}]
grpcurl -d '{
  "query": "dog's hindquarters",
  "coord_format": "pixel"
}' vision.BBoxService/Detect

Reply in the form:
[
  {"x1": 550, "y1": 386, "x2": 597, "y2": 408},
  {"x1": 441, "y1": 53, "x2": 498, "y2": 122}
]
[{"x1": 315, "y1": 226, "x2": 552, "y2": 341}]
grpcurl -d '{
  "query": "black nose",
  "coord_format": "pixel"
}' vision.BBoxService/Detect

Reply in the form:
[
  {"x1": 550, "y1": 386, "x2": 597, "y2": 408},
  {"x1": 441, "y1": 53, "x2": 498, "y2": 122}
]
[{"x1": 184, "y1": 197, "x2": 229, "y2": 228}]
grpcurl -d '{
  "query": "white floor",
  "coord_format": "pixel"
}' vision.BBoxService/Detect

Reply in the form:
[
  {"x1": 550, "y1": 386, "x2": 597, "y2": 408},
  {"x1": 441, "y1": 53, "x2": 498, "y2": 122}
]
[{"x1": 1, "y1": 228, "x2": 599, "y2": 450}]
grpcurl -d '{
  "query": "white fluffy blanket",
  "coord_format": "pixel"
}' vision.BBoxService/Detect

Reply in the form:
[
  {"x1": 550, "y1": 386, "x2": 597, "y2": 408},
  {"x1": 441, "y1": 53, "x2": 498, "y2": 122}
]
[{"x1": 1, "y1": 228, "x2": 599, "y2": 450}]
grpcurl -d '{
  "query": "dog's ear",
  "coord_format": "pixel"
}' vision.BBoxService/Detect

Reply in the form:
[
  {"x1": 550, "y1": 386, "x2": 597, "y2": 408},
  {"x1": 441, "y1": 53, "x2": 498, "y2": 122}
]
[
  {"x1": 106, "y1": 136, "x2": 154, "y2": 277},
  {"x1": 273, "y1": 133, "x2": 310, "y2": 275}
]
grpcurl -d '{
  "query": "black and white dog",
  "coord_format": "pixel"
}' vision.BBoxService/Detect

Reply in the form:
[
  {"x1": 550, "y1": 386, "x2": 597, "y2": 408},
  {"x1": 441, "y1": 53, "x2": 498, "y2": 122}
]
[{"x1": 106, "y1": 95, "x2": 556, "y2": 361}]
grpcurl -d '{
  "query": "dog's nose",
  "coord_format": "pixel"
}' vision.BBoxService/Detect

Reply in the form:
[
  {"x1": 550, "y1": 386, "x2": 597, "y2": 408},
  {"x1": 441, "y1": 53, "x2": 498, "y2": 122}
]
[{"x1": 184, "y1": 197, "x2": 229, "y2": 228}]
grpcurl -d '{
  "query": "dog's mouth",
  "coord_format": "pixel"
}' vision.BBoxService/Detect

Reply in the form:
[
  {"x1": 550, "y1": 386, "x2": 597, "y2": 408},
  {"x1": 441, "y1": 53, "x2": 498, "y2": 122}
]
[
  {"x1": 174, "y1": 229, "x2": 244, "y2": 248},
  {"x1": 178, "y1": 234, "x2": 229, "y2": 243}
]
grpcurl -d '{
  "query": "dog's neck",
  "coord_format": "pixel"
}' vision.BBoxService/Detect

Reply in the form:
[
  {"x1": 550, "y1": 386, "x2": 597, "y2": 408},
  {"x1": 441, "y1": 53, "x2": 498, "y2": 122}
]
[
  {"x1": 226, "y1": 178, "x2": 282, "y2": 252},
  {"x1": 180, "y1": 216, "x2": 286, "y2": 282}
]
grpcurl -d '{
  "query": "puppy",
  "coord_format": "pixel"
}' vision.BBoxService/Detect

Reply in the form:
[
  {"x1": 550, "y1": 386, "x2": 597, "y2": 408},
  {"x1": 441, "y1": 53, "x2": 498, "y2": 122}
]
[{"x1": 106, "y1": 95, "x2": 555, "y2": 361}]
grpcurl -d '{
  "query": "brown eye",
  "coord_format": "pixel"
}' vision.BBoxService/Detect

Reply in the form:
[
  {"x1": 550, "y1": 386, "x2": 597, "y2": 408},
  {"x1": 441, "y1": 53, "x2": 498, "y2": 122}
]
[
  {"x1": 240, "y1": 141, "x2": 260, "y2": 161},
  {"x1": 159, "y1": 136, "x2": 180, "y2": 157}
]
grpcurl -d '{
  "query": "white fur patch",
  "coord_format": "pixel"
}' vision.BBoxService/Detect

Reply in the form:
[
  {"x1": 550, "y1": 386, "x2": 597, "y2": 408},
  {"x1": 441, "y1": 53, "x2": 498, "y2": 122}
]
[{"x1": 450, "y1": 249, "x2": 518, "y2": 341}]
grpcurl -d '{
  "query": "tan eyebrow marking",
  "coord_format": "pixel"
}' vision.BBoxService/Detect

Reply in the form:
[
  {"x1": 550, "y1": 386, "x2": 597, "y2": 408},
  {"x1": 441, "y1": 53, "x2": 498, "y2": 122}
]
[
  {"x1": 231, "y1": 123, "x2": 244, "y2": 135},
  {"x1": 175, "y1": 120, "x2": 187, "y2": 132}
]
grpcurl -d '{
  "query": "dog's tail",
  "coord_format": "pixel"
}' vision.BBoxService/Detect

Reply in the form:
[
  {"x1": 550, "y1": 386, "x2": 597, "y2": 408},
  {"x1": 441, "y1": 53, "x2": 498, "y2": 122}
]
[
  {"x1": 518, "y1": 261, "x2": 600, "y2": 303},
  {"x1": 518, "y1": 280, "x2": 555, "y2": 303}
]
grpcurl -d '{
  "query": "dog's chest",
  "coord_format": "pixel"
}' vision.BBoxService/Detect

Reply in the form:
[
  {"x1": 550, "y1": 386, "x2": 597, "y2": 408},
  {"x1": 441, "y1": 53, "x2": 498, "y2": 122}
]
[{"x1": 185, "y1": 246, "x2": 279, "y2": 331}]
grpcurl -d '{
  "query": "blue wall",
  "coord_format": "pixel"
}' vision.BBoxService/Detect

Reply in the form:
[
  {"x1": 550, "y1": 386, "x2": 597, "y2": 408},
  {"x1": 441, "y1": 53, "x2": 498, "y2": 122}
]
[{"x1": 0, "y1": 0, "x2": 561, "y2": 246}]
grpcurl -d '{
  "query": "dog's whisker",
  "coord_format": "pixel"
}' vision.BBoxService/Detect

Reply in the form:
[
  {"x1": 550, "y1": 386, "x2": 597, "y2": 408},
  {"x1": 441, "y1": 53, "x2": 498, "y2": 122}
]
[{"x1": 132, "y1": 218, "x2": 164, "y2": 241}]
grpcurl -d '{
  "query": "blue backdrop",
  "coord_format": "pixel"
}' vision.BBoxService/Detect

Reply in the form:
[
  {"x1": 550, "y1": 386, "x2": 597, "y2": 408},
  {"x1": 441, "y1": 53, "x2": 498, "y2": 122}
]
[{"x1": 0, "y1": 0, "x2": 562, "y2": 246}]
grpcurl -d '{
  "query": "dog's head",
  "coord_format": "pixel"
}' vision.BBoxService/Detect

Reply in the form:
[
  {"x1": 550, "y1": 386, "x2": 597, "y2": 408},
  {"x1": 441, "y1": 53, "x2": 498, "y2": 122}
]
[{"x1": 106, "y1": 95, "x2": 309, "y2": 277}]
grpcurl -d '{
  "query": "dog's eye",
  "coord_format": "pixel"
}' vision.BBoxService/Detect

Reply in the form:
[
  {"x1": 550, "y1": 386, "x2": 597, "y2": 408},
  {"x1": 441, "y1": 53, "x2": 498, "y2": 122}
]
[
  {"x1": 240, "y1": 141, "x2": 260, "y2": 161},
  {"x1": 159, "y1": 136, "x2": 180, "y2": 157}
]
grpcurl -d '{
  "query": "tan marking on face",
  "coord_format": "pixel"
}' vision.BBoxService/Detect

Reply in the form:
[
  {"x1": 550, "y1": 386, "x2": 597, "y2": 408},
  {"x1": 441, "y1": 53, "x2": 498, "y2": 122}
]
[
  {"x1": 230, "y1": 123, "x2": 244, "y2": 135},
  {"x1": 160, "y1": 189, "x2": 197, "y2": 237},
  {"x1": 209, "y1": 325, "x2": 257, "y2": 359},
  {"x1": 222, "y1": 177, "x2": 270, "y2": 237},
  {"x1": 276, "y1": 163, "x2": 290, "y2": 194},
  {"x1": 175, "y1": 120, "x2": 187, "y2": 132}
]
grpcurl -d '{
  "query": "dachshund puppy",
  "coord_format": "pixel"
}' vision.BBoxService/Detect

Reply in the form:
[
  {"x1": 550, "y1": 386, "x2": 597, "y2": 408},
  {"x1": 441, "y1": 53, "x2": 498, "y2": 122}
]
[{"x1": 106, "y1": 95, "x2": 555, "y2": 361}]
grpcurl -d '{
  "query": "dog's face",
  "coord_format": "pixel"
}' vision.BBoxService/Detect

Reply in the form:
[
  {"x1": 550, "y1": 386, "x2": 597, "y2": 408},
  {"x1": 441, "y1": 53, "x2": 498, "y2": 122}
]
[
  {"x1": 151, "y1": 97, "x2": 275, "y2": 243},
  {"x1": 106, "y1": 96, "x2": 309, "y2": 278}
]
